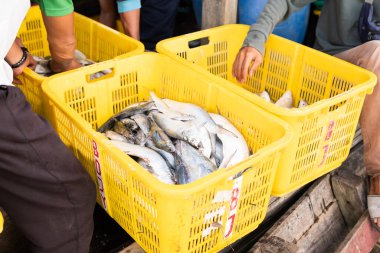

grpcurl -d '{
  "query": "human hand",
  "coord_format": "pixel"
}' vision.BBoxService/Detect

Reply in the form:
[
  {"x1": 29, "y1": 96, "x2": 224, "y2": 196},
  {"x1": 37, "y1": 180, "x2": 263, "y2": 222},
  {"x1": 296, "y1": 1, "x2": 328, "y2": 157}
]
[
  {"x1": 232, "y1": 46, "x2": 263, "y2": 83},
  {"x1": 49, "y1": 58, "x2": 81, "y2": 74}
]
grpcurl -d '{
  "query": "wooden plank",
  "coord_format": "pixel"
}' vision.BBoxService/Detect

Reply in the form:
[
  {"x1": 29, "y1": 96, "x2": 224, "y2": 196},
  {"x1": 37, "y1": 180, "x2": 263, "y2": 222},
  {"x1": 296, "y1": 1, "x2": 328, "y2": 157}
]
[
  {"x1": 335, "y1": 211, "x2": 380, "y2": 253},
  {"x1": 249, "y1": 174, "x2": 349, "y2": 253},
  {"x1": 201, "y1": 0, "x2": 238, "y2": 29},
  {"x1": 249, "y1": 236, "x2": 298, "y2": 253},
  {"x1": 297, "y1": 201, "x2": 347, "y2": 253},
  {"x1": 332, "y1": 172, "x2": 366, "y2": 229},
  {"x1": 119, "y1": 242, "x2": 145, "y2": 253}
]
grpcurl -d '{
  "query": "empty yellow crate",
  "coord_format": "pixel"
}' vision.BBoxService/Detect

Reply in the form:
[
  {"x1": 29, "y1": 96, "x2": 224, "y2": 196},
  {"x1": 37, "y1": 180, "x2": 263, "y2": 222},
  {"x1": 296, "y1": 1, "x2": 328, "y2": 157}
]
[
  {"x1": 42, "y1": 53, "x2": 292, "y2": 253},
  {"x1": 16, "y1": 5, "x2": 144, "y2": 116},
  {"x1": 156, "y1": 24, "x2": 377, "y2": 196}
]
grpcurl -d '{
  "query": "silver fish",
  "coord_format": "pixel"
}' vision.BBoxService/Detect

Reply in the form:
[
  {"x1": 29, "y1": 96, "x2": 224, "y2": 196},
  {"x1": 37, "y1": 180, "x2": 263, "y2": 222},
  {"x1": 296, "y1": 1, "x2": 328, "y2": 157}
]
[
  {"x1": 97, "y1": 101, "x2": 154, "y2": 132},
  {"x1": 131, "y1": 113, "x2": 150, "y2": 136},
  {"x1": 104, "y1": 130, "x2": 128, "y2": 142},
  {"x1": 149, "y1": 91, "x2": 194, "y2": 121},
  {"x1": 145, "y1": 139, "x2": 176, "y2": 170},
  {"x1": 151, "y1": 111, "x2": 212, "y2": 158},
  {"x1": 275, "y1": 90, "x2": 293, "y2": 108},
  {"x1": 209, "y1": 113, "x2": 249, "y2": 168},
  {"x1": 298, "y1": 99, "x2": 309, "y2": 108},
  {"x1": 162, "y1": 98, "x2": 217, "y2": 158},
  {"x1": 175, "y1": 140, "x2": 217, "y2": 184},
  {"x1": 109, "y1": 140, "x2": 175, "y2": 184},
  {"x1": 112, "y1": 120, "x2": 135, "y2": 142},
  {"x1": 257, "y1": 90, "x2": 272, "y2": 103},
  {"x1": 148, "y1": 114, "x2": 176, "y2": 153},
  {"x1": 120, "y1": 118, "x2": 139, "y2": 131}
]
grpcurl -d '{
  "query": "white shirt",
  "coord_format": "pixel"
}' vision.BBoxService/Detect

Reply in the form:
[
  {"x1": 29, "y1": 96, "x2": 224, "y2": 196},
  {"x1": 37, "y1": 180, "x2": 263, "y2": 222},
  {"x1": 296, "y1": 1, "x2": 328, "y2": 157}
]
[{"x1": 0, "y1": 0, "x2": 30, "y2": 86}]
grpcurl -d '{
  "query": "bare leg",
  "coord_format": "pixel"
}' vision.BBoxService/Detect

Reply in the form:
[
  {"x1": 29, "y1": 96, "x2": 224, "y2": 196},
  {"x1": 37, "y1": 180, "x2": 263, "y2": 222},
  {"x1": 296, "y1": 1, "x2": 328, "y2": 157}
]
[{"x1": 335, "y1": 40, "x2": 380, "y2": 227}]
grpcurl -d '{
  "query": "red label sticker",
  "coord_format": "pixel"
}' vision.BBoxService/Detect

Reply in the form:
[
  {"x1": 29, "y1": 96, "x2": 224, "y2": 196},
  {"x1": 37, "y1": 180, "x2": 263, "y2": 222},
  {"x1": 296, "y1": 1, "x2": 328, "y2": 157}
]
[
  {"x1": 224, "y1": 176, "x2": 243, "y2": 238},
  {"x1": 319, "y1": 144, "x2": 329, "y2": 167},
  {"x1": 92, "y1": 140, "x2": 107, "y2": 211},
  {"x1": 325, "y1": 120, "x2": 335, "y2": 141}
]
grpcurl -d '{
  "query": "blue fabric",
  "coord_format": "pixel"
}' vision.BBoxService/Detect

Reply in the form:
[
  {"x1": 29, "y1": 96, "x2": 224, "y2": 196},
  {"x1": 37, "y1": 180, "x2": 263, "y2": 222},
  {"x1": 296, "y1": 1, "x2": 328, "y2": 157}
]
[{"x1": 117, "y1": 0, "x2": 141, "y2": 13}]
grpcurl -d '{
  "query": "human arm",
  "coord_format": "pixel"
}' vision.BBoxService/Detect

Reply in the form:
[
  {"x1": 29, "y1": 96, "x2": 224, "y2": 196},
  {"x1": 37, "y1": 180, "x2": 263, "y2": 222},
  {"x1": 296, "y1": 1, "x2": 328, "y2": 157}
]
[
  {"x1": 232, "y1": 0, "x2": 315, "y2": 83},
  {"x1": 42, "y1": 12, "x2": 81, "y2": 73},
  {"x1": 117, "y1": 0, "x2": 141, "y2": 40},
  {"x1": 35, "y1": 0, "x2": 80, "y2": 73},
  {"x1": 5, "y1": 39, "x2": 36, "y2": 84}
]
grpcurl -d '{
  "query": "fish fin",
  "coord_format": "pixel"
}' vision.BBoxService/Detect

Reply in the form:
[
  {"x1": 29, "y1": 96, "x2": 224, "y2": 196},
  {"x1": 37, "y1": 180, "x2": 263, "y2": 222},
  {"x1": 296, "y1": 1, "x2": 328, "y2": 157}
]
[{"x1": 216, "y1": 125, "x2": 238, "y2": 138}]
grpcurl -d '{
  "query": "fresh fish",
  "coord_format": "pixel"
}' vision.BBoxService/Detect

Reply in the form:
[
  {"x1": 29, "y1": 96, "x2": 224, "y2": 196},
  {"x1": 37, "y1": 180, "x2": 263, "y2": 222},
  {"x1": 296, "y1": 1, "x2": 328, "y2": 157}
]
[
  {"x1": 120, "y1": 118, "x2": 139, "y2": 131},
  {"x1": 145, "y1": 138, "x2": 176, "y2": 170},
  {"x1": 113, "y1": 120, "x2": 135, "y2": 141},
  {"x1": 131, "y1": 114, "x2": 150, "y2": 136},
  {"x1": 275, "y1": 90, "x2": 293, "y2": 108},
  {"x1": 162, "y1": 98, "x2": 217, "y2": 158},
  {"x1": 298, "y1": 99, "x2": 308, "y2": 108},
  {"x1": 257, "y1": 90, "x2": 272, "y2": 103},
  {"x1": 33, "y1": 56, "x2": 51, "y2": 75},
  {"x1": 149, "y1": 91, "x2": 194, "y2": 121},
  {"x1": 115, "y1": 101, "x2": 155, "y2": 120},
  {"x1": 175, "y1": 140, "x2": 217, "y2": 184},
  {"x1": 109, "y1": 140, "x2": 175, "y2": 184},
  {"x1": 74, "y1": 49, "x2": 87, "y2": 61},
  {"x1": 151, "y1": 111, "x2": 212, "y2": 158},
  {"x1": 147, "y1": 114, "x2": 176, "y2": 153},
  {"x1": 214, "y1": 136, "x2": 224, "y2": 167},
  {"x1": 209, "y1": 113, "x2": 249, "y2": 168},
  {"x1": 104, "y1": 130, "x2": 128, "y2": 142},
  {"x1": 97, "y1": 101, "x2": 154, "y2": 132},
  {"x1": 132, "y1": 129, "x2": 146, "y2": 146}
]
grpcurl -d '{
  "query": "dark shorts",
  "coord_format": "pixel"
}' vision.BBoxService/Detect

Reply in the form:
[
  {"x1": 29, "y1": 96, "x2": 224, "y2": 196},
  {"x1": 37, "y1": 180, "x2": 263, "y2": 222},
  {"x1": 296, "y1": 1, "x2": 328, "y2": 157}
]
[{"x1": 0, "y1": 85, "x2": 96, "y2": 253}]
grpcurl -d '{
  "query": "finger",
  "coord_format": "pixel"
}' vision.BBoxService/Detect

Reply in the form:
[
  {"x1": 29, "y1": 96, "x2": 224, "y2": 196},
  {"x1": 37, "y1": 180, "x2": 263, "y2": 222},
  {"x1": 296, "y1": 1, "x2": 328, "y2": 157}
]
[
  {"x1": 249, "y1": 55, "x2": 262, "y2": 77},
  {"x1": 232, "y1": 52, "x2": 242, "y2": 79},
  {"x1": 237, "y1": 52, "x2": 249, "y2": 83},
  {"x1": 241, "y1": 53, "x2": 253, "y2": 83}
]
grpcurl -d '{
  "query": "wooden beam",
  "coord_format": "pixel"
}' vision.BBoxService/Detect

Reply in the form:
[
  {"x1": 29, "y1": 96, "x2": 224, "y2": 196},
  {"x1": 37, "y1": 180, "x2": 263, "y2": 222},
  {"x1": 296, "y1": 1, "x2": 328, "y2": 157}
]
[
  {"x1": 332, "y1": 172, "x2": 366, "y2": 229},
  {"x1": 334, "y1": 211, "x2": 380, "y2": 253},
  {"x1": 202, "y1": 0, "x2": 238, "y2": 29}
]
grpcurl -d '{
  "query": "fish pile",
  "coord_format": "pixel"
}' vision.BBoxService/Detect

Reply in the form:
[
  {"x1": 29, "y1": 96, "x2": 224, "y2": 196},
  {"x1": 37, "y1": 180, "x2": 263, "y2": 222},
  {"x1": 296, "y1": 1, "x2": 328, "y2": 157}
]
[
  {"x1": 257, "y1": 90, "x2": 308, "y2": 108},
  {"x1": 98, "y1": 92, "x2": 250, "y2": 185},
  {"x1": 33, "y1": 49, "x2": 111, "y2": 79}
]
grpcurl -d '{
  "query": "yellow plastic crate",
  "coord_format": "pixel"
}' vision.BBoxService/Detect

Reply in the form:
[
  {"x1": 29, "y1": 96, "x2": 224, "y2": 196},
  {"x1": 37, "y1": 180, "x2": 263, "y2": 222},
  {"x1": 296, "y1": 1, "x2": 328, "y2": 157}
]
[
  {"x1": 156, "y1": 24, "x2": 377, "y2": 196},
  {"x1": 16, "y1": 5, "x2": 144, "y2": 116},
  {"x1": 42, "y1": 53, "x2": 292, "y2": 253}
]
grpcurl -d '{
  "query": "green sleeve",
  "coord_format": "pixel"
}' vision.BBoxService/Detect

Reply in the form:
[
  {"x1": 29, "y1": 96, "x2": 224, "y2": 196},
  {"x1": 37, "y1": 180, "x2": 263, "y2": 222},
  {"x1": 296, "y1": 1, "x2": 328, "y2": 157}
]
[
  {"x1": 35, "y1": 0, "x2": 74, "y2": 17},
  {"x1": 243, "y1": 0, "x2": 315, "y2": 55}
]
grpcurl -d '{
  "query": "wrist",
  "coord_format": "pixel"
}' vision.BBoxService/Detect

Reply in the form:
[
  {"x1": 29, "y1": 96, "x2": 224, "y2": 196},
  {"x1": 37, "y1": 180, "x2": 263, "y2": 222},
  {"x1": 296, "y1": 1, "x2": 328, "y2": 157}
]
[{"x1": 5, "y1": 47, "x2": 29, "y2": 69}]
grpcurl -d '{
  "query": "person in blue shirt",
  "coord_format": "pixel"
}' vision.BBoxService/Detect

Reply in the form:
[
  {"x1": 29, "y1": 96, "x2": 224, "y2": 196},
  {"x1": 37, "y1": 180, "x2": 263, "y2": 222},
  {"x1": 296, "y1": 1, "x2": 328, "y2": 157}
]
[{"x1": 99, "y1": 0, "x2": 180, "y2": 50}]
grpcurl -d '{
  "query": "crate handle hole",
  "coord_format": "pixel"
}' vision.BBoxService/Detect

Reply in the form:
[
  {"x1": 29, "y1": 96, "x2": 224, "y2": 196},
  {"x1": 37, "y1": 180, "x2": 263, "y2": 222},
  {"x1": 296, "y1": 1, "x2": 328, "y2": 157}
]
[
  {"x1": 188, "y1": 37, "x2": 210, "y2": 48},
  {"x1": 86, "y1": 67, "x2": 115, "y2": 83}
]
